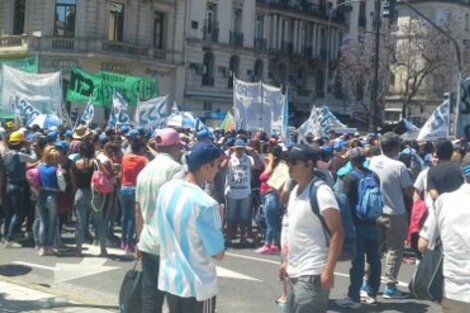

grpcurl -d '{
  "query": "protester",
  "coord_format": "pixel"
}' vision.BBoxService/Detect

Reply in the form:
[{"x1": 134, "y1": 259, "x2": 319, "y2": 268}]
[
  {"x1": 369, "y1": 132, "x2": 413, "y2": 299},
  {"x1": 280, "y1": 145, "x2": 344, "y2": 313},
  {"x1": 135, "y1": 128, "x2": 185, "y2": 313},
  {"x1": 156, "y1": 142, "x2": 224, "y2": 313},
  {"x1": 418, "y1": 153, "x2": 470, "y2": 313}
]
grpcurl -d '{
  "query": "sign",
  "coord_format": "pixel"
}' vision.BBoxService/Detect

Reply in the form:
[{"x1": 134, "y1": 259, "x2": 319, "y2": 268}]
[
  {"x1": 108, "y1": 91, "x2": 132, "y2": 129},
  {"x1": 457, "y1": 77, "x2": 470, "y2": 140},
  {"x1": 2, "y1": 65, "x2": 62, "y2": 117},
  {"x1": 66, "y1": 67, "x2": 158, "y2": 107},
  {"x1": 417, "y1": 100, "x2": 450, "y2": 141},
  {"x1": 267, "y1": 162, "x2": 290, "y2": 190},
  {"x1": 134, "y1": 95, "x2": 169, "y2": 128},
  {"x1": 13, "y1": 97, "x2": 42, "y2": 126}
]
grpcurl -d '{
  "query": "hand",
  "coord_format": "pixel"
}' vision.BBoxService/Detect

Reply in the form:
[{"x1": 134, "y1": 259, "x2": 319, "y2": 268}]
[
  {"x1": 135, "y1": 247, "x2": 142, "y2": 259},
  {"x1": 279, "y1": 261, "x2": 287, "y2": 281},
  {"x1": 320, "y1": 270, "x2": 334, "y2": 289}
]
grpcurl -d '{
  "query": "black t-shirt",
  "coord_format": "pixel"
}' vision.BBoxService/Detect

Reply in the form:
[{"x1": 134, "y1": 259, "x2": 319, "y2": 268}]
[{"x1": 427, "y1": 161, "x2": 464, "y2": 195}]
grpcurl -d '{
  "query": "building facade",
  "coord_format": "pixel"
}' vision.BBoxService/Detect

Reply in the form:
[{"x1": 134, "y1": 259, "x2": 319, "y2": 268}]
[{"x1": 0, "y1": 0, "x2": 186, "y2": 115}]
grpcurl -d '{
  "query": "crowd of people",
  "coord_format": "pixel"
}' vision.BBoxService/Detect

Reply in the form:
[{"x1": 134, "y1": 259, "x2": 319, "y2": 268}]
[{"x1": 0, "y1": 120, "x2": 469, "y2": 313}]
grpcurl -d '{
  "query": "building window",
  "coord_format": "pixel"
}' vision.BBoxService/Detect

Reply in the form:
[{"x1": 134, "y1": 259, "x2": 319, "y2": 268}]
[
  {"x1": 13, "y1": 0, "x2": 26, "y2": 35},
  {"x1": 206, "y1": 3, "x2": 217, "y2": 33},
  {"x1": 316, "y1": 69, "x2": 324, "y2": 97},
  {"x1": 228, "y1": 55, "x2": 240, "y2": 88},
  {"x1": 358, "y1": 1, "x2": 366, "y2": 28},
  {"x1": 154, "y1": 12, "x2": 165, "y2": 48},
  {"x1": 54, "y1": 0, "x2": 76, "y2": 37},
  {"x1": 109, "y1": 2, "x2": 125, "y2": 42},
  {"x1": 232, "y1": 9, "x2": 242, "y2": 33},
  {"x1": 254, "y1": 60, "x2": 263, "y2": 81},
  {"x1": 202, "y1": 52, "x2": 215, "y2": 86},
  {"x1": 466, "y1": 13, "x2": 469, "y2": 31},
  {"x1": 255, "y1": 16, "x2": 264, "y2": 39}
]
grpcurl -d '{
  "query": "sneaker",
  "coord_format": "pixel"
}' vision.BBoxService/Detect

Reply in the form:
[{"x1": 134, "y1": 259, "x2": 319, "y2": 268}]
[
  {"x1": 383, "y1": 287, "x2": 409, "y2": 299},
  {"x1": 360, "y1": 293, "x2": 377, "y2": 304},
  {"x1": 3, "y1": 240, "x2": 22, "y2": 249},
  {"x1": 255, "y1": 245, "x2": 271, "y2": 254},
  {"x1": 335, "y1": 297, "x2": 361, "y2": 309},
  {"x1": 269, "y1": 245, "x2": 281, "y2": 254}
]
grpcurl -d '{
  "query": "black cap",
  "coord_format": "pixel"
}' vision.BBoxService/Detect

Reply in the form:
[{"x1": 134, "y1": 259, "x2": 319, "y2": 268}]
[{"x1": 287, "y1": 145, "x2": 320, "y2": 162}]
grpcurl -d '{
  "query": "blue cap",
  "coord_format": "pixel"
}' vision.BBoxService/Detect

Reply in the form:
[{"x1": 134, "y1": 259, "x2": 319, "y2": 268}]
[
  {"x1": 322, "y1": 145, "x2": 333, "y2": 154},
  {"x1": 47, "y1": 131, "x2": 59, "y2": 142},
  {"x1": 333, "y1": 141, "x2": 347, "y2": 151},
  {"x1": 196, "y1": 128, "x2": 212, "y2": 140},
  {"x1": 64, "y1": 129, "x2": 73, "y2": 138},
  {"x1": 136, "y1": 126, "x2": 145, "y2": 135},
  {"x1": 119, "y1": 125, "x2": 130, "y2": 134},
  {"x1": 99, "y1": 133, "x2": 109, "y2": 143},
  {"x1": 234, "y1": 139, "x2": 246, "y2": 148},
  {"x1": 127, "y1": 129, "x2": 139, "y2": 138},
  {"x1": 54, "y1": 140, "x2": 69, "y2": 152},
  {"x1": 185, "y1": 142, "x2": 222, "y2": 171}
]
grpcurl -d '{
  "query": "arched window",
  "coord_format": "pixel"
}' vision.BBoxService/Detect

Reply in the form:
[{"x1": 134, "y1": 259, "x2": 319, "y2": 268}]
[
  {"x1": 254, "y1": 60, "x2": 263, "y2": 82},
  {"x1": 316, "y1": 69, "x2": 324, "y2": 97},
  {"x1": 228, "y1": 55, "x2": 240, "y2": 88},
  {"x1": 202, "y1": 52, "x2": 215, "y2": 86}
]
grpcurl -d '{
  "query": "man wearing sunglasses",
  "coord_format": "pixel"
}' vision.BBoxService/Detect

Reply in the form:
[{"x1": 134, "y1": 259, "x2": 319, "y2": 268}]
[{"x1": 280, "y1": 145, "x2": 344, "y2": 313}]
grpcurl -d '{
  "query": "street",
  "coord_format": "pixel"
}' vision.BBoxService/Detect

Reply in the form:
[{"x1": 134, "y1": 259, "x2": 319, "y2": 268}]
[{"x1": 0, "y1": 234, "x2": 441, "y2": 313}]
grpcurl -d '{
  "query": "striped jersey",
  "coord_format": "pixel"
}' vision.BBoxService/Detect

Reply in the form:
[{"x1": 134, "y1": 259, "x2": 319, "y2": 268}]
[{"x1": 156, "y1": 180, "x2": 224, "y2": 301}]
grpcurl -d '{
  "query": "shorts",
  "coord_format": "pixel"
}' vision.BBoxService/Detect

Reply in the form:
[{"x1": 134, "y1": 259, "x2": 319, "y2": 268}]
[
  {"x1": 287, "y1": 275, "x2": 329, "y2": 313},
  {"x1": 226, "y1": 197, "x2": 252, "y2": 222}
]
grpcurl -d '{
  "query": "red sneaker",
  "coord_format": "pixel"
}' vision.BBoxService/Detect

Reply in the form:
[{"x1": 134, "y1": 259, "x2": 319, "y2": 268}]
[{"x1": 255, "y1": 245, "x2": 271, "y2": 254}]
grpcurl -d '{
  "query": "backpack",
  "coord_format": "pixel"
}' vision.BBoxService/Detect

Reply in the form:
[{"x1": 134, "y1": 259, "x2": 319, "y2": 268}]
[
  {"x1": 351, "y1": 170, "x2": 383, "y2": 222},
  {"x1": 119, "y1": 260, "x2": 142, "y2": 313},
  {"x1": 91, "y1": 160, "x2": 114, "y2": 194},
  {"x1": 26, "y1": 167, "x2": 40, "y2": 189},
  {"x1": 309, "y1": 177, "x2": 355, "y2": 260},
  {"x1": 5, "y1": 152, "x2": 26, "y2": 183}
]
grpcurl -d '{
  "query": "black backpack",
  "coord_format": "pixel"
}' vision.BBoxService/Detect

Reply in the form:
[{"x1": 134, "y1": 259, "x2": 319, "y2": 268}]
[
  {"x1": 119, "y1": 261, "x2": 142, "y2": 313},
  {"x1": 5, "y1": 152, "x2": 26, "y2": 183}
]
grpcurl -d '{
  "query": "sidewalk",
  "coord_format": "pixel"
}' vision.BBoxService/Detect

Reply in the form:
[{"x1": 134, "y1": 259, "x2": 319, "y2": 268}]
[{"x1": 0, "y1": 280, "x2": 116, "y2": 313}]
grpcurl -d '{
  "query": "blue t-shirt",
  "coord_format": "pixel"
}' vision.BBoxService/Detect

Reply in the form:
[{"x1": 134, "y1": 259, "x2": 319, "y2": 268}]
[{"x1": 156, "y1": 180, "x2": 224, "y2": 301}]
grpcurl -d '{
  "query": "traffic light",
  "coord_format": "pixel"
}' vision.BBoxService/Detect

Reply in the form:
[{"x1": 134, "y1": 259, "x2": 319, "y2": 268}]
[{"x1": 383, "y1": 0, "x2": 397, "y2": 19}]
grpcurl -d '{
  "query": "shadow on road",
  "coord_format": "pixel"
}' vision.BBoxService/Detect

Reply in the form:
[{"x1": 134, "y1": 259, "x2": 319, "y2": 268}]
[
  {"x1": 0, "y1": 264, "x2": 32, "y2": 277},
  {"x1": 328, "y1": 299, "x2": 431, "y2": 313},
  {"x1": 0, "y1": 292, "x2": 119, "y2": 312}
]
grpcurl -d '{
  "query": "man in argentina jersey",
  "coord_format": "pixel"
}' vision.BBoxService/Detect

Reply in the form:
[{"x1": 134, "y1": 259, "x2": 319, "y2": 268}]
[{"x1": 156, "y1": 142, "x2": 225, "y2": 313}]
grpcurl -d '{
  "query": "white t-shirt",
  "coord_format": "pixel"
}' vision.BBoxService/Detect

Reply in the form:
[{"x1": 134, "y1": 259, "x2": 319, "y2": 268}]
[
  {"x1": 225, "y1": 154, "x2": 254, "y2": 199},
  {"x1": 369, "y1": 154, "x2": 413, "y2": 215},
  {"x1": 420, "y1": 183, "x2": 470, "y2": 303},
  {"x1": 413, "y1": 168, "x2": 433, "y2": 210},
  {"x1": 282, "y1": 180, "x2": 339, "y2": 278}
]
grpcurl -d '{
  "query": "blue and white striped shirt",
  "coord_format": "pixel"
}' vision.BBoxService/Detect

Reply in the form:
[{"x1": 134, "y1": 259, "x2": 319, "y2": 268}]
[{"x1": 156, "y1": 180, "x2": 224, "y2": 301}]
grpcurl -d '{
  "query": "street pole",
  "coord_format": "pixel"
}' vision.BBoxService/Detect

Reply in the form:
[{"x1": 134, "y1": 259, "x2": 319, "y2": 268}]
[
  {"x1": 397, "y1": 0, "x2": 462, "y2": 135},
  {"x1": 324, "y1": 0, "x2": 364, "y2": 107},
  {"x1": 370, "y1": 0, "x2": 381, "y2": 133}
]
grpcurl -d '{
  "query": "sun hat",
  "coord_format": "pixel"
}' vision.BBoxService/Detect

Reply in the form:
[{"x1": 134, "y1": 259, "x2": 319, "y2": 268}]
[{"x1": 72, "y1": 126, "x2": 91, "y2": 140}]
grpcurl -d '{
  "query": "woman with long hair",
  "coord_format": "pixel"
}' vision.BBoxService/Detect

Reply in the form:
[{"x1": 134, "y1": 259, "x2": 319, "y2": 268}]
[
  {"x1": 255, "y1": 145, "x2": 283, "y2": 254},
  {"x1": 70, "y1": 141, "x2": 107, "y2": 257}
]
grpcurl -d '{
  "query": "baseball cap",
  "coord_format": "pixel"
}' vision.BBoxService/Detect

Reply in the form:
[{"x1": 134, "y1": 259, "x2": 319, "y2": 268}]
[
  {"x1": 185, "y1": 142, "x2": 222, "y2": 171},
  {"x1": 136, "y1": 126, "x2": 146, "y2": 135},
  {"x1": 154, "y1": 128, "x2": 184, "y2": 147},
  {"x1": 47, "y1": 131, "x2": 59, "y2": 142},
  {"x1": 98, "y1": 133, "x2": 109, "y2": 144},
  {"x1": 126, "y1": 129, "x2": 140, "y2": 138},
  {"x1": 234, "y1": 139, "x2": 246, "y2": 148},
  {"x1": 462, "y1": 153, "x2": 470, "y2": 177},
  {"x1": 54, "y1": 140, "x2": 69, "y2": 153},
  {"x1": 196, "y1": 128, "x2": 213, "y2": 140},
  {"x1": 119, "y1": 125, "x2": 130, "y2": 134},
  {"x1": 287, "y1": 145, "x2": 320, "y2": 162},
  {"x1": 270, "y1": 145, "x2": 283, "y2": 158},
  {"x1": 64, "y1": 129, "x2": 73, "y2": 138}
]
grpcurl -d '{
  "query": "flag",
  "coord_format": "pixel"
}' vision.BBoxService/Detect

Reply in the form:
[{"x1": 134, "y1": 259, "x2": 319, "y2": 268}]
[
  {"x1": 220, "y1": 112, "x2": 235, "y2": 132},
  {"x1": 297, "y1": 106, "x2": 323, "y2": 144},
  {"x1": 108, "y1": 91, "x2": 131, "y2": 129},
  {"x1": 134, "y1": 95, "x2": 168, "y2": 129},
  {"x1": 399, "y1": 119, "x2": 420, "y2": 140},
  {"x1": 417, "y1": 100, "x2": 450, "y2": 141},
  {"x1": 457, "y1": 77, "x2": 470, "y2": 140},
  {"x1": 80, "y1": 99, "x2": 95, "y2": 126},
  {"x1": 318, "y1": 106, "x2": 346, "y2": 134},
  {"x1": 281, "y1": 88, "x2": 289, "y2": 144},
  {"x1": 13, "y1": 96, "x2": 42, "y2": 126}
]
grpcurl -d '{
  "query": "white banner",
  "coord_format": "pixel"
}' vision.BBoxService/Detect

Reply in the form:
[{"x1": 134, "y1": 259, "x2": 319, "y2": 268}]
[
  {"x1": 262, "y1": 83, "x2": 283, "y2": 135},
  {"x1": 80, "y1": 99, "x2": 95, "y2": 126},
  {"x1": 108, "y1": 91, "x2": 132, "y2": 129},
  {"x1": 297, "y1": 106, "x2": 346, "y2": 143},
  {"x1": 134, "y1": 95, "x2": 168, "y2": 129},
  {"x1": 457, "y1": 77, "x2": 470, "y2": 139},
  {"x1": 2, "y1": 65, "x2": 62, "y2": 116},
  {"x1": 417, "y1": 100, "x2": 450, "y2": 141},
  {"x1": 13, "y1": 97, "x2": 42, "y2": 126}
]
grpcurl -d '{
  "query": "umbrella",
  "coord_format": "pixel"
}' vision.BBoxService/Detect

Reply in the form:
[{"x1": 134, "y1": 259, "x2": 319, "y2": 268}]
[
  {"x1": 28, "y1": 114, "x2": 62, "y2": 130},
  {"x1": 166, "y1": 112, "x2": 206, "y2": 130}
]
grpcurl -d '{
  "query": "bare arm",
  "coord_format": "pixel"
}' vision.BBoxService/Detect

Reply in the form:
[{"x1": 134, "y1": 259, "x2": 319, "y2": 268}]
[
  {"x1": 135, "y1": 202, "x2": 144, "y2": 241},
  {"x1": 321, "y1": 208, "x2": 345, "y2": 289},
  {"x1": 418, "y1": 237, "x2": 429, "y2": 254},
  {"x1": 429, "y1": 189, "x2": 439, "y2": 201},
  {"x1": 212, "y1": 252, "x2": 225, "y2": 261}
]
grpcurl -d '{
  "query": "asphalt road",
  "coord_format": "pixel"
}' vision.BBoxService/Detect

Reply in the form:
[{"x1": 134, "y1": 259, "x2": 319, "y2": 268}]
[{"x1": 0, "y1": 235, "x2": 441, "y2": 313}]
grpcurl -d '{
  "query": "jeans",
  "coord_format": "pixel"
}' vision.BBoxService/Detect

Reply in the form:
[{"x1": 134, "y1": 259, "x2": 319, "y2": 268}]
[
  {"x1": 119, "y1": 186, "x2": 136, "y2": 245},
  {"x1": 348, "y1": 223, "x2": 381, "y2": 302},
  {"x1": 37, "y1": 190, "x2": 58, "y2": 247},
  {"x1": 262, "y1": 192, "x2": 281, "y2": 245},
  {"x1": 76, "y1": 189, "x2": 106, "y2": 250},
  {"x1": 287, "y1": 275, "x2": 329, "y2": 313},
  {"x1": 141, "y1": 252, "x2": 165, "y2": 313},
  {"x1": 3, "y1": 182, "x2": 26, "y2": 240},
  {"x1": 92, "y1": 189, "x2": 118, "y2": 239}
]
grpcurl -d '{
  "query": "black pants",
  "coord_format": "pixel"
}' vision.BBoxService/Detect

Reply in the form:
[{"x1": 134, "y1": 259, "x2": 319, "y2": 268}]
[
  {"x1": 166, "y1": 294, "x2": 216, "y2": 313},
  {"x1": 141, "y1": 252, "x2": 165, "y2": 313}
]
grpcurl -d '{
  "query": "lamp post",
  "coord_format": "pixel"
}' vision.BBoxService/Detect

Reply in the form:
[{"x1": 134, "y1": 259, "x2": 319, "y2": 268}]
[
  {"x1": 324, "y1": 0, "x2": 365, "y2": 107},
  {"x1": 397, "y1": 0, "x2": 462, "y2": 135}
]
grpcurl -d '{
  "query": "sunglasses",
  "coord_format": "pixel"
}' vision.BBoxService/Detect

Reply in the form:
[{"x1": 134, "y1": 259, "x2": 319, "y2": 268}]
[{"x1": 287, "y1": 159, "x2": 304, "y2": 166}]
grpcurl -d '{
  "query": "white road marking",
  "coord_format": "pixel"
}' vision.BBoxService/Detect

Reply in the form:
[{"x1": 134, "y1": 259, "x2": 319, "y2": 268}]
[
  {"x1": 217, "y1": 266, "x2": 261, "y2": 282},
  {"x1": 226, "y1": 252, "x2": 409, "y2": 288},
  {"x1": 11, "y1": 261, "x2": 56, "y2": 271}
]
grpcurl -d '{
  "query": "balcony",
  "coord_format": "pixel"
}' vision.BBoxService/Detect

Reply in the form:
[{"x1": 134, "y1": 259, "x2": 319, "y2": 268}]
[
  {"x1": 229, "y1": 31, "x2": 244, "y2": 47},
  {"x1": 281, "y1": 41, "x2": 293, "y2": 54},
  {"x1": 0, "y1": 35, "x2": 182, "y2": 63},
  {"x1": 203, "y1": 21, "x2": 219, "y2": 43},
  {"x1": 303, "y1": 45, "x2": 313, "y2": 58},
  {"x1": 254, "y1": 37, "x2": 267, "y2": 52}
]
